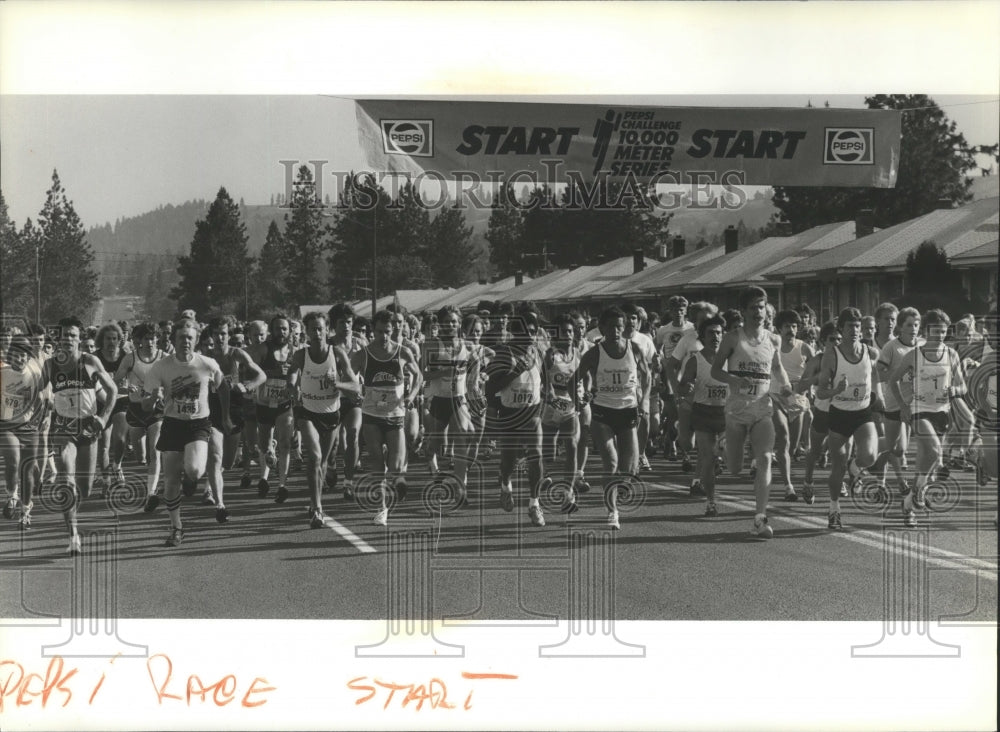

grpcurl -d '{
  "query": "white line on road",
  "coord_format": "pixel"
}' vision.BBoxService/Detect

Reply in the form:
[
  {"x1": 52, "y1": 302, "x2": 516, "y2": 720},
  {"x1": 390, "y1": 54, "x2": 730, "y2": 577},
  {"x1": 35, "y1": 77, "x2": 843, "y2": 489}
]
[
  {"x1": 323, "y1": 516, "x2": 377, "y2": 554},
  {"x1": 652, "y1": 480, "x2": 998, "y2": 581}
]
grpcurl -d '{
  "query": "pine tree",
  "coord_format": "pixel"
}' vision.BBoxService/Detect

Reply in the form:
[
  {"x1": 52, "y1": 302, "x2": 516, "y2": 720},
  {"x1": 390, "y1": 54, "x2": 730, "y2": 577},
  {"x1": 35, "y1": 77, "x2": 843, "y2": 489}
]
[
  {"x1": 171, "y1": 187, "x2": 253, "y2": 318},
  {"x1": 283, "y1": 165, "x2": 331, "y2": 308},
  {"x1": 255, "y1": 220, "x2": 291, "y2": 314},
  {"x1": 33, "y1": 171, "x2": 100, "y2": 322},
  {"x1": 0, "y1": 191, "x2": 31, "y2": 318},
  {"x1": 427, "y1": 206, "x2": 475, "y2": 288},
  {"x1": 486, "y1": 182, "x2": 526, "y2": 277}
]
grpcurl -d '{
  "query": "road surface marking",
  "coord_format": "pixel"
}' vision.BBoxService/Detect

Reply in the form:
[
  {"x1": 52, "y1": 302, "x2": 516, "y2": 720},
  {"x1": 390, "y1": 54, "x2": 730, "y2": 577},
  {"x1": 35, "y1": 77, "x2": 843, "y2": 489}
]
[
  {"x1": 322, "y1": 516, "x2": 377, "y2": 553},
  {"x1": 652, "y1": 480, "x2": 998, "y2": 580}
]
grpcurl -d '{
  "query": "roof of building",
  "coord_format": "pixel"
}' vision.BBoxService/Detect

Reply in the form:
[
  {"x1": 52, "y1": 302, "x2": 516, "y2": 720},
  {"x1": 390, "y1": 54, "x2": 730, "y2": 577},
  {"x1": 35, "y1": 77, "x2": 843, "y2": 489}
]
[
  {"x1": 769, "y1": 197, "x2": 999, "y2": 278},
  {"x1": 495, "y1": 267, "x2": 572, "y2": 303},
  {"x1": 589, "y1": 245, "x2": 724, "y2": 297},
  {"x1": 395, "y1": 288, "x2": 454, "y2": 312},
  {"x1": 527, "y1": 256, "x2": 658, "y2": 302},
  {"x1": 416, "y1": 275, "x2": 528, "y2": 312},
  {"x1": 638, "y1": 221, "x2": 856, "y2": 292}
]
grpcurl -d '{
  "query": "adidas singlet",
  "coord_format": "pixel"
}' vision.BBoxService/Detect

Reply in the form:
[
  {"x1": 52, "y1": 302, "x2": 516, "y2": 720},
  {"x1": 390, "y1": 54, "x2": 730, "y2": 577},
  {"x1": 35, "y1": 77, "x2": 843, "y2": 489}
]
[
  {"x1": 830, "y1": 345, "x2": 873, "y2": 412},
  {"x1": 593, "y1": 341, "x2": 638, "y2": 410},
  {"x1": 300, "y1": 347, "x2": 341, "y2": 414}
]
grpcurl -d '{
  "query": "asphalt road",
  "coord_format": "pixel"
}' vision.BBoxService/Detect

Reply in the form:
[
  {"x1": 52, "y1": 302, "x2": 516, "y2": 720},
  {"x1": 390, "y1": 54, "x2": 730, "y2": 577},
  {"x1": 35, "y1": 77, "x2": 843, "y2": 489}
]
[{"x1": 2, "y1": 444, "x2": 996, "y2": 622}]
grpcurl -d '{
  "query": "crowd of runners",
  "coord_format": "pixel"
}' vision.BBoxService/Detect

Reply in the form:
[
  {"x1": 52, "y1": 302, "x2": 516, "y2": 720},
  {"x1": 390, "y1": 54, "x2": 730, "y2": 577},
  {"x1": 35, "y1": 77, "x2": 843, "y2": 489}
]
[{"x1": 1, "y1": 286, "x2": 997, "y2": 555}]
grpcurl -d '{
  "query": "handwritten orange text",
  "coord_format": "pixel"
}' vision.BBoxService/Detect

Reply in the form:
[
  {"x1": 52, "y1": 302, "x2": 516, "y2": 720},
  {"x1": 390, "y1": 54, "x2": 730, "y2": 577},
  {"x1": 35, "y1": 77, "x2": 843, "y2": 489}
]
[
  {"x1": 347, "y1": 672, "x2": 518, "y2": 712},
  {"x1": 0, "y1": 657, "x2": 78, "y2": 711},
  {"x1": 146, "y1": 653, "x2": 276, "y2": 708}
]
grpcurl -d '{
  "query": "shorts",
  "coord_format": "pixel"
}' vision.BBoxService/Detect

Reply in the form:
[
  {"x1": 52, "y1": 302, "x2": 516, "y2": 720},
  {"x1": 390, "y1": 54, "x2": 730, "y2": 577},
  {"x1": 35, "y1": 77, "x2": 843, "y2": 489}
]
[
  {"x1": 725, "y1": 395, "x2": 773, "y2": 427},
  {"x1": 362, "y1": 413, "x2": 405, "y2": 439},
  {"x1": 125, "y1": 401, "x2": 164, "y2": 430},
  {"x1": 256, "y1": 403, "x2": 292, "y2": 427},
  {"x1": 156, "y1": 416, "x2": 212, "y2": 452},
  {"x1": 541, "y1": 401, "x2": 578, "y2": 428},
  {"x1": 912, "y1": 411, "x2": 950, "y2": 437},
  {"x1": 884, "y1": 409, "x2": 901, "y2": 422},
  {"x1": 338, "y1": 400, "x2": 362, "y2": 421},
  {"x1": 209, "y1": 393, "x2": 245, "y2": 435},
  {"x1": 590, "y1": 404, "x2": 639, "y2": 433},
  {"x1": 295, "y1": 406, "x2": 342, "y2": 434},
  {"x1": 429, "y1": 395, "x2": 468, "y2": 424},
  {"x1": 811, "y1": 407, "x2": 830, "y2": 435},
  {"x1": 48, "y1": 414, "x2": 100, "y2": 448},
  {"x1": 493, "y1": 404, "x2": 542, "y2": 439},
  {"x1": 828, "y1": 405, "x2": 874, "y2": 438},
  {"x1": 691, "y1": 403, "x2": 726, "y2": 435},
  {"x1": 111, "y1": 396, "x2": 129, "y2": 416}
]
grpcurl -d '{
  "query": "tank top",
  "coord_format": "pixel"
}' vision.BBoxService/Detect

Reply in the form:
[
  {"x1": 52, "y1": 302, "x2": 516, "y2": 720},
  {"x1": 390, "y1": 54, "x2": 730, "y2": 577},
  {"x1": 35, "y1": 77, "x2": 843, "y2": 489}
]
[
  {"x1": 498, "y1": 346, "x2": 542, "y2": 409},
  {"x1": 256, "y1": 343, "x2": 291, "y2": 407},
  {"x1": 545, "y1": 347, "x2": 580, "y2": 418},
  {"x1": 911, "y1": 346, "x2": 956, "y2": 413},
  {"x1": 300, "y1": 347, "x2": 340, "y2": 414},
  {"x1": 726, "y1": 328, "x2": 775, "y2": 401},
  {"x1": 779, "y1": 340, "x2": 807, "y2": 386},
  {"x1": 98, "y1": 349, "x2": 128, "y2": 399},
  {"x1": 425, "y1": 338, "x2": 471, "y2": 399},
  {"x1": 1, "y1": 362, "x2": 45, "y2": 428},
  {"x1": 830, "y1": 345, "x2": 872, "y2": 411},
  {"x1": 693, "y1": 351, "x2": 729, "y2": 407},
  {"x1": 123, "y1": 349, "x2": 165, "y2": 402},
  {"x1": 49, "y1": 356, "x2": 100, "y2": 428},
  {"x1": 593, "y1": 340, "x2": 639, "y2": 410},
  {"x1": 878, "y1": 336, "x2": 920, "y2": 412},
  {"x1": 362, "y1": 345, "x2": 405, "y2": 418}
]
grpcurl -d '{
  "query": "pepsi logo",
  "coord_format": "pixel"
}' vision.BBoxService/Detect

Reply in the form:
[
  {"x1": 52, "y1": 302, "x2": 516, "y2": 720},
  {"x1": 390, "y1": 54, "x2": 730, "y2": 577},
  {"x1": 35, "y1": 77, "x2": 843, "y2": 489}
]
[
  {"x1": 824, "y1": 128, "x2": 874, "y2": 165},
  {"x1": 380, "y1": 120, "x2": 433, "y2": 157}
]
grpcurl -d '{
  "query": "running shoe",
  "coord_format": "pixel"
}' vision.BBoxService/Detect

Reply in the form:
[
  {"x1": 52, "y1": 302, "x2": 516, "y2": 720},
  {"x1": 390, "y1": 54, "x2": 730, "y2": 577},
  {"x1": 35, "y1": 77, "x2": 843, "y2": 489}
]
[
  {"x1": 372, "y1": 508, "x2": 388, "y2": 527},
  {"x1": 783, "y1": 487, "x2": 799, "y2": 502},
  {"x1": 164, "y1": 528, "x2": 184, "y2": 547},
  {"x1": 215, "y1": 507, "x2": 229, "y2": 524},
  {"x1": 704, "y1": 502, "x2": 718, "y2": 518},
  {"x1": 904, "y1": 508, "x2": 918, "y2": 528},
  {"x1": 681, "y1": 457, "x2": 693, "y2": 473},
  {"x1": 689, "y1": 479, "x2": 704, "y2": 497},
  {"x1": 639, "y1": 455, "x2": 652, "y2": 472},
  {"x1": 309, "y1": 510, "x2": 327, "y2": 529},
  {"x1": 343, "y1": 482, "x2": 355, "y2": 500},
  {"x1": 264, "y1": 449, "x2": 277, "y2": 469},
  {"x1": 239, "y1": 473, "x2": 253, "y2": 490},
  {"x1": 181, "y1": 477, "x2": 197, "y2": 497},
  {"x1": 575, "y1": 477, "x2": 591, "y2": 494},
  {"x1": 750, "y1": 515, "x2": 773, "y2": 539},
  {"x1": 499, "y1": 488, "x2": 515, "y2": 513},
  {"x1": 817, "y1": 453, "x2": 828, "y2": 469},
  {"x1": 847, "y1": 461, "x2": 866, "y2": 495},
  {"x1": 912, "y1": 483, "x2": 927, "y2": 509},
  {"x1": 201, "y1": 490, "x2": 216, "y2": 506},
  {"x1": 528, "y1": 504, "x2": 545, "y2": 527},
  {"x1": 828, "y1": 511, "x2": 843, "y2": 530},
  {"x1": 608, "y1": 511, "x2": 621, "y2": 530},
  {"x1": 18, "y1": 502, "x2": 32, "y2": 530},
  {"x1": 67, "y1": 534, "x2": 82, "y2": 555},
  {"x1": 144, "y1": 493, "x2": 160, "y2": 513},
  {"x1": 802, "y1": 483, "x2": 815, "y2": 505},
  {"x1": 113, "y1": 466, "x2": 126, "y2": 486},
  {"x1": 560, "y1": 493, "x2": 579, "y2": 514},
  {"x1": 714, "y1": 456, "x2": 724, "y2": 476},
  {"x1": 274, "y1": 485, "x2": 289, "y2": 504},
  {"x1": 3, "y1": 495, "x2": 17, "y2": 520},
  {"x1": 839, "y1": 482, "x2": 849, "y2": 498},
  {"x1": 257, "y1": 478, "x2": 270, "y2": 498}
]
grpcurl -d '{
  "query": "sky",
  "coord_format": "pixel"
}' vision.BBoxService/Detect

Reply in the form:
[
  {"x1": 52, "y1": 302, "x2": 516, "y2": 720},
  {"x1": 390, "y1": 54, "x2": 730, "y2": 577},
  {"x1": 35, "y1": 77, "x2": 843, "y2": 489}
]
[{"x1": 2, "y1": 3, "x2": 999, "y2": 229}]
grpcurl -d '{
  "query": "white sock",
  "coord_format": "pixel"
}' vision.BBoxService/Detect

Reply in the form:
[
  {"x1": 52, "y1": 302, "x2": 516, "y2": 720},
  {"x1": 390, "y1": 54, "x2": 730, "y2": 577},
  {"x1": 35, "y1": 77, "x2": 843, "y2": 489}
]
[{"x1": 528, "y1": 498, "x2": 539, "y2": 507}]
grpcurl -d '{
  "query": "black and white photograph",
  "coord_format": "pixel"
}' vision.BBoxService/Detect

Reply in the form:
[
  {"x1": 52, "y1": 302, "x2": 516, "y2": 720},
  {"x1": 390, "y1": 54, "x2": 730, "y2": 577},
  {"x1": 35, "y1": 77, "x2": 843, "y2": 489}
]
[{"x1": 1, "y1": 2, "x2": 997, "y2": 730}]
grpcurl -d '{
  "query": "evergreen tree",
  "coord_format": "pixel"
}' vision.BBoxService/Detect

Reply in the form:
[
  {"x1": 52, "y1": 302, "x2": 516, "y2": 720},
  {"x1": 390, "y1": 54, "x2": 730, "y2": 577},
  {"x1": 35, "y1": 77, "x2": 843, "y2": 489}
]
[
  {"x1": 283, "y1": 165, "x2": 331, "y2": 308},
  {"x1": 899, "y1": 240, "x2": 971, "y2": 314},
  {"x1": 328, "y1": 173, "x2": 388, "y2": 300},
  {"x1": 0, "y1": 191, "x2": 31, "y2": 317},
  {"x1": 255, "y1": 220, "x2": 291, "y2": 313},
  {"x1": 171, "y1": 187, "x2": 253, "y2": 317},
  {"x1": 34, "y1": 171, "x2": 100, "y2": 322},
  {"x1": 427, "y1": 206, "x2": 476, "y2": 288},
  {"x1": 486, "y1": 182, "x2": 526, "y2": 277},
  {"x1": 773, "y1": 95, "x2": 979, "y2": 233}
]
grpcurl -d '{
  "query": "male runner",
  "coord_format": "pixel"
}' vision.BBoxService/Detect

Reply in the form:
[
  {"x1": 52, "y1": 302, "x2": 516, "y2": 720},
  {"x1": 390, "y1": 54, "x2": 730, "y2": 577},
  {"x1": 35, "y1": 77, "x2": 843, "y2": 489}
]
[{"x1": 247, "y1": 314, "x2": 295, "y2": 500}]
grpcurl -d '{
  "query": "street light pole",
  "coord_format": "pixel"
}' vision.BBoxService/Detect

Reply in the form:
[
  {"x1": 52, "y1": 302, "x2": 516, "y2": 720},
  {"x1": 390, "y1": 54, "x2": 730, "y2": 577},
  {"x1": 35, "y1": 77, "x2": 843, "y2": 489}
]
[
  {"x1": 35, "y1": 242, "x2": 41, "y2": 324},
  {"x1": 371, "y1": 204, "x2": 378, "y2": 318}
]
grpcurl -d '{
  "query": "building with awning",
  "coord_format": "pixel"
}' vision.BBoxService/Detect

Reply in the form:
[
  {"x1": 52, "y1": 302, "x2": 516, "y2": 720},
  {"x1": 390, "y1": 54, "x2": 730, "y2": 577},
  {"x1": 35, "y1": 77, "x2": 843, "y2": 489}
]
[
  {"x1": 765, "y1": 196, "x2": 999, "y2": 320},
  {"x1": 414, "y1": 275, "x2": 528, "y2": 314}
]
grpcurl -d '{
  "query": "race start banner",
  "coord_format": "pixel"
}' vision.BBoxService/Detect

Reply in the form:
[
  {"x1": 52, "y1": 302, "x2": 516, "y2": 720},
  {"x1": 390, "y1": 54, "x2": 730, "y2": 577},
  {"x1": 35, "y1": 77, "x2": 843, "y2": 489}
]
[{"x1": 356, "y1": 99, "x2": 901, "y2": 187}]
